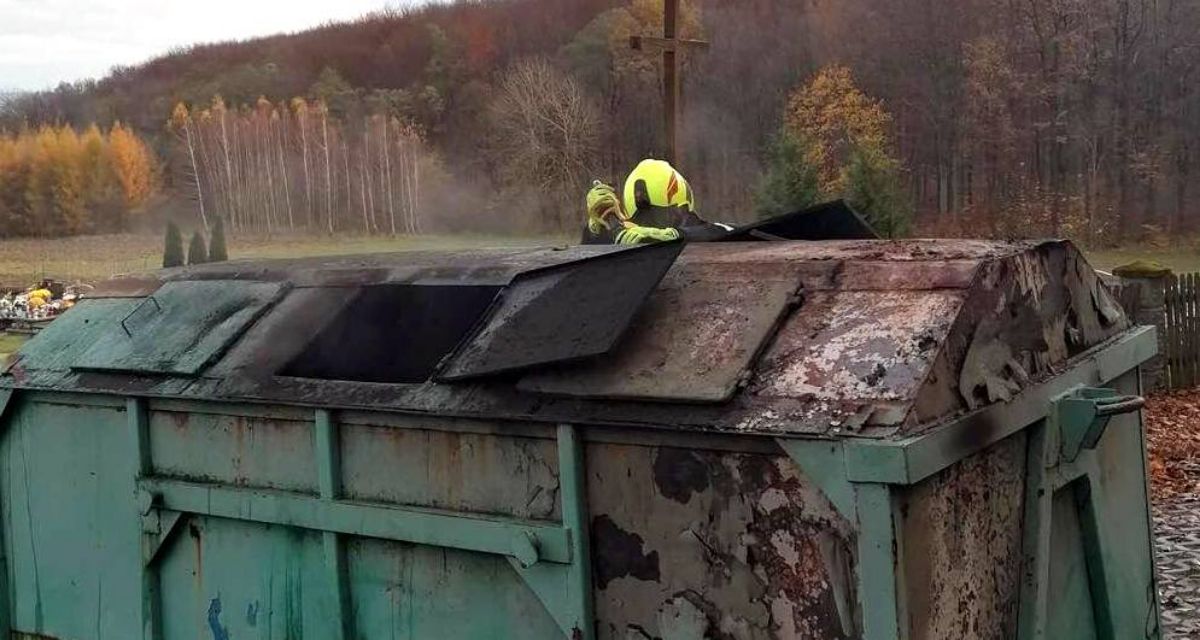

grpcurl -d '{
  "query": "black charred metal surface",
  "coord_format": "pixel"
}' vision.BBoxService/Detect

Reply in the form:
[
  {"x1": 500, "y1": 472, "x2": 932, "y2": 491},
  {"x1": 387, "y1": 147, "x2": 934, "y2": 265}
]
[
  {"x1": 907, "y1": 240, "x2": 1130, "y2": 432},
  {"x1": 283, "y1": 284, "x2": 502, "y2": 383},
  {"x1": 0, "y1": 239, "x2": 1138, "y2": 439},
  {"x1": 518, "y1": 265, "x2": 800, "y2": 403},
  {"x1": 437, "y1": 240, "x2": 683, "y2": 380},
  {"x1": 591, "y1": 514, "x2": 662, "y2": 589},
  {"x1": 721, "y1": 200, "x2": 878, "y2": 241},
  {"x1": 651, "y1": 448, "x2": 710, "y2": 503}
]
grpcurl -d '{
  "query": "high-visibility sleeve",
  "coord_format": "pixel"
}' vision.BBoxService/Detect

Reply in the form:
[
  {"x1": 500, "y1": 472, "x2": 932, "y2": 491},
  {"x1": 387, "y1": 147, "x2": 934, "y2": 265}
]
[{"x1": 614, "y1": 225, "x2": 682, "y2": 245}]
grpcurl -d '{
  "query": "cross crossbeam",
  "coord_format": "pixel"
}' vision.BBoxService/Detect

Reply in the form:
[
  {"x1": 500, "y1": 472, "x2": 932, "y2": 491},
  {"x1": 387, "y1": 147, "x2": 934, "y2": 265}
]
[{"x1": 629, "y1": 0, "x2": 708, "y2": 166}]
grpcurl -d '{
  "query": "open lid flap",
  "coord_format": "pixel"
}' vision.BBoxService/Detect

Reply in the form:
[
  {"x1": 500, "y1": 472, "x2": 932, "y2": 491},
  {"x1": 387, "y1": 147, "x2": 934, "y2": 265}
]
[
  {"x1": 435, "y1": 240, "x2": 684, "y2": 381},
  {"x1": 722, "y1": 200, "x2": 879, "y2": 241}
]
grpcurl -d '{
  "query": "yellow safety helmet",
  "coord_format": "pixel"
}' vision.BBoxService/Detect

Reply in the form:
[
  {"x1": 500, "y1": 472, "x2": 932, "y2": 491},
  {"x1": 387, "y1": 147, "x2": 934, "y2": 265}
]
[{"x1": 622, "y1": 159, "x2": 695, "y2": 218}]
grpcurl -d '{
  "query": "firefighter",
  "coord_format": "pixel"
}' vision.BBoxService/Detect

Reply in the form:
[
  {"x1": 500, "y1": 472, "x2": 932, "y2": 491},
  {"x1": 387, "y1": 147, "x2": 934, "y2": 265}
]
[{"x1": 582, "y1": 159, "x2": 729, "y2": 245}]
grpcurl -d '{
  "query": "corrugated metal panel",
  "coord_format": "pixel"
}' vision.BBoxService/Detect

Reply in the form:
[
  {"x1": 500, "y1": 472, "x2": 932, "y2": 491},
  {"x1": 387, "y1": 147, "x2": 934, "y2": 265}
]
[{"x1": 72, "y1": 280, "x2": 285, "y2": 376}]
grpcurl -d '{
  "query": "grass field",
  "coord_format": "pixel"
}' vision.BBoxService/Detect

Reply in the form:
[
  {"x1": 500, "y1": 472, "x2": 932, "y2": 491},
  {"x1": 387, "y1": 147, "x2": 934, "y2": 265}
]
[
  {"x1": 0, "y1": 332, "x2": 25, "y2": 363},
  {"x1": 1086, "y1": 248, "x2": 1200, "y2": 274},
  {"x1": 1, "y1": 230, "x2": 1197, "y2": 286},
  {"x1": 0, "y1": 232, "x2": 568, "y2": 287}
]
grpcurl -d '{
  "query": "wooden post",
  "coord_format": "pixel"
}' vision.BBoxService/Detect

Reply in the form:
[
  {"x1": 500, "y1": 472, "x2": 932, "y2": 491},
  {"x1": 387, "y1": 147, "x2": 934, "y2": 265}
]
[
  {"x1": 629, "y1": 0, "x2": 708, "y2": 166},
  {"x1": 663, "y1": 0, "x2": 680, "y2": 165}
]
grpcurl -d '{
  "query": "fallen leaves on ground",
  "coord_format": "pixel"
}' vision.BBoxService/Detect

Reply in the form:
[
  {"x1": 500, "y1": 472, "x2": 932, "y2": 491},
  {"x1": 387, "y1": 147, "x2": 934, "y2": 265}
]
[{"x1": 1146, "y1": 390, "x2": 1200, "y2": 500}]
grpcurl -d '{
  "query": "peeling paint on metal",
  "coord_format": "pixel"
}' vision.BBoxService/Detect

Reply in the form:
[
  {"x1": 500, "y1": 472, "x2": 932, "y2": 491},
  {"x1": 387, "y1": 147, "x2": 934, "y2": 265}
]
[
  {"x1": 590, "y1": 443, "x2": 854, "y2": 639},
  {"x1": 901, "y1": 433, "x2": 1026, "y2": 639},
  {"x1": 206, "y1": 596, "x2": 230, "y2": 640},
  {"x1": 2, "y1": 239, "x2": 1133, "y2": 440},
  {"x1": 592, "y1": 515, "x2": 662, "y2": 590},
  {"x1": 652, "y1": 448, "x2": 710, "y2": 504}
]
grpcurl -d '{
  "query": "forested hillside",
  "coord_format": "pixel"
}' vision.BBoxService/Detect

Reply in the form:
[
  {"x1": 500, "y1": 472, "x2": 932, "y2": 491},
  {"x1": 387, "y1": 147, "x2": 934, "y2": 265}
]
[{"x1": 2, "y1": 0, "x2": 1198, "y2": 243}]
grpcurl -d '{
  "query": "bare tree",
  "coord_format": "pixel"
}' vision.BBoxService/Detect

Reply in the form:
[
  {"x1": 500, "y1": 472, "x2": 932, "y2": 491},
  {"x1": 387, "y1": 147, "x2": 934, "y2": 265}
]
[
  {"x1": 169, "y1": 103, "x2": 208, "y2": 231},
  {"x1": 486, "y1": 57, "x2": 602, "y2": 230}
]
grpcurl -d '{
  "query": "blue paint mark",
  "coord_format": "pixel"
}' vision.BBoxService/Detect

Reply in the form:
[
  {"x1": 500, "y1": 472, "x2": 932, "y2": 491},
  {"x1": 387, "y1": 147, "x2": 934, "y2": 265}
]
[
  {"x1": 207, "y1": 596, "x2": 230, "y2": 640},
  {"x1": 246, "y1": 600, "x2": 259, "y2": 627}
]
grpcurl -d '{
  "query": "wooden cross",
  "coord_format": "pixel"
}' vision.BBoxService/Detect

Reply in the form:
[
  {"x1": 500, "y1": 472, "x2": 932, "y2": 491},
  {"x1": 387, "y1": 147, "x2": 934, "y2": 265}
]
[{"x1": 630, "y1": 0, "x2": 709, "y2": 166}]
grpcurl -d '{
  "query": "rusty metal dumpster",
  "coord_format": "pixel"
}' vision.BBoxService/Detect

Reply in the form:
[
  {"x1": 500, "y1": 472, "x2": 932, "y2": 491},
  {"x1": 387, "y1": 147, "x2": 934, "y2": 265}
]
[{"x1": 0, "y1": 239, "x2": 1160, "y2": 639}]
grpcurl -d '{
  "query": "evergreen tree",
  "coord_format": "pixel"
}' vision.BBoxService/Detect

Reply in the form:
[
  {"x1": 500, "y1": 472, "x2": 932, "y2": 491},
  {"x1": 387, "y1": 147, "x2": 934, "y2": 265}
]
[
  {"x1": 208, "y1": 216, "x2": 229, "y2": 262},
  {"x1": 844, "y1": 144, "x2": 912, "y2": 238},
  {"x1": 162, "y1": 221, "x2": 184, "y2": 268},
  {"x1": 187, "y1": 231, "x2": 208, "y2": 265},
  {"x1": 754, "y1": 131, "x2": 821, "y2": 219}
]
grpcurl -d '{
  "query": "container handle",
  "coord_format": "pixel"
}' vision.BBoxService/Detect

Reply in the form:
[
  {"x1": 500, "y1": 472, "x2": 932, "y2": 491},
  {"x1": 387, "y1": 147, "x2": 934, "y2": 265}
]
[
  {"x1": 1093, "y1": 395, "x2": 1145, "y2": 417},
  {"x1": 120, "y1": 295, "x2": 162, "y2": 337}
]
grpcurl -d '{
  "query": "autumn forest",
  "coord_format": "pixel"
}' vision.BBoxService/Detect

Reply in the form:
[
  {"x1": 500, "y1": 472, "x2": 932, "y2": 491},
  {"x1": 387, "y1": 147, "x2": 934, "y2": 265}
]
[{"x1": 1, "y1": 0, "x2": 1196, "y2": 245}]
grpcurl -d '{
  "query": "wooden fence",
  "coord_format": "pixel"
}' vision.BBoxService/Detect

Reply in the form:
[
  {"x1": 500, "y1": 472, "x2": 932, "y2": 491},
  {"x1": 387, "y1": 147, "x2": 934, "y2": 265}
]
[{"x1": 1165, "y1": 273, "x2": 1200, "y2": 389}]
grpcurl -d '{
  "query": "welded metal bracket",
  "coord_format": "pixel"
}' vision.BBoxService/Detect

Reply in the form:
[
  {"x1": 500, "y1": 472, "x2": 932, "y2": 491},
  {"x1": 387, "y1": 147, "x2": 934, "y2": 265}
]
[
  {"x1": 138, "y1": 490, "x2": 185, "y2": 567},
  {"x1": 1053, "y1": 387, "x2": 1145, "y2": 463},
  {"x1": 776, "y1": 438, "x2": 856, "y2": 521},
  {"x1": 776, "y1": 440, "x2": 897, "y2": 640},
  {"x1": 511, "y1": 424, "x2": 595, "y2": 640}
]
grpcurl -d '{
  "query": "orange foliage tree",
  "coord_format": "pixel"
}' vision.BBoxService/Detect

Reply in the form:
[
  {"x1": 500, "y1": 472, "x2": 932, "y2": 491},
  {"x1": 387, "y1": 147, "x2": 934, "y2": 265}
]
[{"x1": 0, "y1": 124, "x2": 157, "y2": 237}]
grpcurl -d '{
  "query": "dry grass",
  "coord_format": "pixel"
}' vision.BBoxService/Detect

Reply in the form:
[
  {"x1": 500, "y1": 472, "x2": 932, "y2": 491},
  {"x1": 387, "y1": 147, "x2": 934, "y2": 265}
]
[
  {"x1": 0, "y1": 332, "x2": 25, "y2": 363},
  {"x1": 0, "y1": 232, "x2": 568, "y2": 287},
  {"x1": 1086, "y1": 248, "x2": 1200, "y2": 274}
]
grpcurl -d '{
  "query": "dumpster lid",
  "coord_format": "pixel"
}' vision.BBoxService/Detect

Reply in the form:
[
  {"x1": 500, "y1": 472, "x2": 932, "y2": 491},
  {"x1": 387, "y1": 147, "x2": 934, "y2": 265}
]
[
  {"x1": 719, "y1": 200, "x2": 878, "y2": 241},
  {"x1": 71, "y1": 280, "x2": 287, "y2": 376},
  {"x1": 1, "y1": 239, "x2": 1135, "y2": 438}
]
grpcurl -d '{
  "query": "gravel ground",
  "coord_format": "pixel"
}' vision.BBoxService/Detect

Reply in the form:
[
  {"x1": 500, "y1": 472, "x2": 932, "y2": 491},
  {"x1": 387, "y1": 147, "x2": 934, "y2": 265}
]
[
  {"x1": 1156, "y1": 497, "x2": 1200, "y2": 638},
  {"x1": 1141, "y1": 391, "x2": 1200, "y2": 637}
]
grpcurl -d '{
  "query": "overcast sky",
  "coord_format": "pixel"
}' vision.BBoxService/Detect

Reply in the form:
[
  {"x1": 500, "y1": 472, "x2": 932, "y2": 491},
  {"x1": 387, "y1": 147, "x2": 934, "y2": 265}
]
[{"x1": 0, "y1": 0, "x2": 421, "y2": 91}]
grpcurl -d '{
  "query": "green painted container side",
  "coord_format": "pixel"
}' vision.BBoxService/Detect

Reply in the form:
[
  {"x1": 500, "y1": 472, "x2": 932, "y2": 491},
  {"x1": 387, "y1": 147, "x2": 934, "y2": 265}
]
[
  {"x1": 152, "y1": 519, "x2": 562, "y2": 639},
  {"x1": 2, "y1": 400, "x2": 142, "y2": 639},
  {"x1": 0, "y1": 397, "x2": 567, "y2": 640},
  {"x1": 1047, "y1": 489, "x2": 1099, "y2": 640},
  {"x1": 1047, "y1": 370, "x2": 1158, "y2": 639},
  {"x1": 0, "y1": 362, "x2": 1161, "y2": 640}
]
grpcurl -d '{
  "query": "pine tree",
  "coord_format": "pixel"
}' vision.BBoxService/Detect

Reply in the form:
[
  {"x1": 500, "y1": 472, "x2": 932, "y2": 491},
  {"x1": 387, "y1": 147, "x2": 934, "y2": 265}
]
[
  {"x1": 209, "y1": 216, "x2": 229, "y2": 262},
  {"x1": 163, "y1": 221, "x2": 184, "y2": 268},
  {"x1": 754, "y1": 131, "x2": 821, "y2": 219},
  {"x1": 844, "y1": 144, "x2": 912, "y2": 238},
  {"x1": 187, "y1": 231, "x2": 208, "y2": 265}
]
